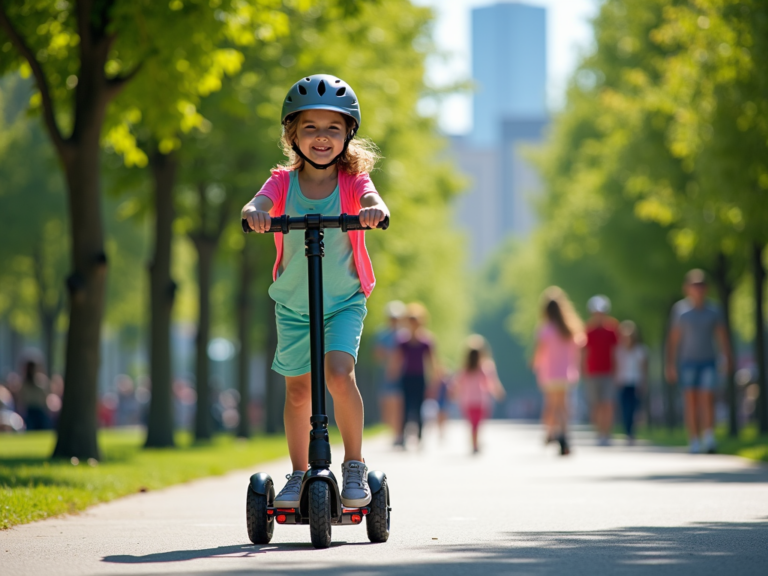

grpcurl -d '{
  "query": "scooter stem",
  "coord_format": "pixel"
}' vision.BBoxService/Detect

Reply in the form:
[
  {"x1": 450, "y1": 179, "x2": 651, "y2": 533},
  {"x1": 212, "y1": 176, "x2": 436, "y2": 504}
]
[{"x1": 305, "y1": 221, "x2": 332, "y2": 469}]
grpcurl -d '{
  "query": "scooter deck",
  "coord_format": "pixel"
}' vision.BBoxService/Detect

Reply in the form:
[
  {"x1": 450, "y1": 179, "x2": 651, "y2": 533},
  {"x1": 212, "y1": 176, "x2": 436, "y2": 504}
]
[{"x1": 268, "y1": 506, "x2": 371, "y2": 526}]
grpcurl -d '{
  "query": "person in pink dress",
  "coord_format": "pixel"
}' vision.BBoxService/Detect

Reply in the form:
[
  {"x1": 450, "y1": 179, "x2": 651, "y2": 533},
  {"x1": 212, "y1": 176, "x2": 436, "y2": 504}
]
[
  {"x1": 452, "y1": 335, "x2": 505, "y2": 454},
  {"x1": 532, "y1": 287, "x2": 584, "y2": 456}
]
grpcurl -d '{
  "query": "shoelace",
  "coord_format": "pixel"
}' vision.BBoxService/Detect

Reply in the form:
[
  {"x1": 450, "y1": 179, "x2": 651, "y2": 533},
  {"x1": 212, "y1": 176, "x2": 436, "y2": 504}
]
[
  {"x1": 281, "y1": 473, "x2": 303, "y2": 494},
  {"x1": 345, "y1": 465, "x2": 365, "y2": 489}
]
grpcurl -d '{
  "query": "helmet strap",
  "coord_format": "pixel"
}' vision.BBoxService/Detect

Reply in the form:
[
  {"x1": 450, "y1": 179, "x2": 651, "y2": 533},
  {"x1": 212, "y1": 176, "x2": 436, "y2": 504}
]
[{"x1": 291, "y1": 128, "x2": 358, "y2": 171}]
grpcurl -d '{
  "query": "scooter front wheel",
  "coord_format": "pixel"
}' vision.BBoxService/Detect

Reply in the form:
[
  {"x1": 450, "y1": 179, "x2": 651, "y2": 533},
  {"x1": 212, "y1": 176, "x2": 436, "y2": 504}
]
[
  {"x1": 308, "y1": 481, "x2": 332, "y2": 549},
  {"x1": 246, "y1": 485, "x2": 274, "y2": 544},
  {"x1": 366, "y1": 477, "x2": 390, "y2": 543}
]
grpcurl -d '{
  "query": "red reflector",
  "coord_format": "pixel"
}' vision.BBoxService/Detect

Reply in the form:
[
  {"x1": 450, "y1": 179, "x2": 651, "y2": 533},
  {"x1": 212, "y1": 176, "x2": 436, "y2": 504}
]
[
  {"x1": 351, "y1": 514, "x2": 361, "y2": 524},
  {"x1": 267, "y1": 509, "x2": 274, "y2": 515},
  {"x1": 276, "y1": 514, "x2": 286, "y2": 523},
  {"x1": 276, "y1": 508, "x2": 295, "y2": 512}
]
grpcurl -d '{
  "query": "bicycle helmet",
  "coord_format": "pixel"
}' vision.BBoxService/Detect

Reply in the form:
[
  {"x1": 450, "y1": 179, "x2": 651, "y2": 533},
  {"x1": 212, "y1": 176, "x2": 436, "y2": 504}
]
[{"x1": 281, "y1": 74, "x2": 361, "y2": 170}]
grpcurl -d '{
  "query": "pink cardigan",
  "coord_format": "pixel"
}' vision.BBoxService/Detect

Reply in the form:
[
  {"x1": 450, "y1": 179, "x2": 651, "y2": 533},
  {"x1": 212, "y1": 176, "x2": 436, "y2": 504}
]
[{"x1": 255, "y1": 169, "x2": 379, "y2": 298}]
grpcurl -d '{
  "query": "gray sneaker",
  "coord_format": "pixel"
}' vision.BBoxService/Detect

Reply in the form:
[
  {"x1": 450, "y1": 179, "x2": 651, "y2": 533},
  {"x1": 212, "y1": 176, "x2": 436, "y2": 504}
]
[
  {"x1": 274, "y1": 471, "x2": 304, "y2": 507},
  {"x1": 341, "y1": 460, "x2": 371, "y2": 507}
]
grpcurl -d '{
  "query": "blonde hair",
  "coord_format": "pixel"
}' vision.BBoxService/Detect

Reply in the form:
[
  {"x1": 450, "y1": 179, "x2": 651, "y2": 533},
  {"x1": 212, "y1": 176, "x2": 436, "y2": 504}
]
[
  {"x1": 406, "y1": 302, "x2": 429, "y2": 326},
  {"x1": 540, "y1": 286, "x2": 584, "y2": 342},
  {"x1": 279, "y1": 112, "x2": 380, "y2": 174}
]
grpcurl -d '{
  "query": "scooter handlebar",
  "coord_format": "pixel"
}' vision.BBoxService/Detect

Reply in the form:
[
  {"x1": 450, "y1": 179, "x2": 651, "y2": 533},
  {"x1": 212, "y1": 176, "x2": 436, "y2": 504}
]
[{"x1": 241, "y1": 214, "x2": 389, "y2": 234}]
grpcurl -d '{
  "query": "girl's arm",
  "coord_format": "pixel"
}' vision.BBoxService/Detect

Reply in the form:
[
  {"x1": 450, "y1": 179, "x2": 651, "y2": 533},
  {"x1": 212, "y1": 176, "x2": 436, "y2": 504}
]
[
  {"x1": 486, "y1": 361, "x2": 506, "y2": 400},
  {"x1": 242, "y1": 195, "x2": 274, "y2": 233},
  {"x1": 359, "y1": 192, "x2": 389, "y2": 229}
]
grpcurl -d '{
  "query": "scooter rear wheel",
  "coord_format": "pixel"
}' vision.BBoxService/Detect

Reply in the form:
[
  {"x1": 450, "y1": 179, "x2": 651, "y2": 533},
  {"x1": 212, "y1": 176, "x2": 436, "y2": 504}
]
[
  {"x1": 246, "y1": 485, "x2": 274, "y2": 544},
  {"x1": 308, "y1": 481, "x2": 332, "y2": 549},
  {"x1": 366, "y1": 478, "x2": 390, "y2": 542}
]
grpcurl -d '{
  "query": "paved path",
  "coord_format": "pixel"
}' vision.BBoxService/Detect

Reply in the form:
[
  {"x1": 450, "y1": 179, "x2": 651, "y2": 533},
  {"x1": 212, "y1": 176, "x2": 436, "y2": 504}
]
[{"x1": 3, "y1": 421, "x2": 768, "y2": 575}]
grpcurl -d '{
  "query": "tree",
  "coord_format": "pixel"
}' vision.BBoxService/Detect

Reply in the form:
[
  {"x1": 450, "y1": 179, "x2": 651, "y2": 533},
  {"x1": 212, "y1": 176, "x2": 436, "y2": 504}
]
[{"x1": 0, "y1": 0, "x2": 296, "y2": 457}]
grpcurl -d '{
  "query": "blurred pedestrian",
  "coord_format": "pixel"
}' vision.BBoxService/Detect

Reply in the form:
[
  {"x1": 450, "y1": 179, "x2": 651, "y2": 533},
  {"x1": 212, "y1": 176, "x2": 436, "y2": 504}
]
[
  {"x1": 452, "y1": 335, "x2": 505, "y2": 454},
  {"x1": 614, "y1": 320, "x2": 648, "y2": 444},
  {"x1": 532, "y1": 287, "x2": 583, "y2": 456},
  {"x1": 665, "y1": 269, "x2": 733, "y2": 454},
  {"x1": 583, "y1": 295, "x2": 619, "y2": 446},
  {"x1": 18, "y1": 360, "x2": 51, "y2": 430},
  {"x1": 373, "y1": 300, "x2": 406, "y2": 442},
  {"x1": 388, "y1": 302, "x2": 438, "y2": 447},
  {"x1": 434, "y1": 368, "x2": 452, "y2": 440}
]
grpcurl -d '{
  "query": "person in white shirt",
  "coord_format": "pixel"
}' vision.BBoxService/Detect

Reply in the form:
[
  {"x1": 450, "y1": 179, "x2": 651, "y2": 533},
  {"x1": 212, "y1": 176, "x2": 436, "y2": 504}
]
[{"x1": 614, "y1": 321, "x2": 648, "y2": 444}]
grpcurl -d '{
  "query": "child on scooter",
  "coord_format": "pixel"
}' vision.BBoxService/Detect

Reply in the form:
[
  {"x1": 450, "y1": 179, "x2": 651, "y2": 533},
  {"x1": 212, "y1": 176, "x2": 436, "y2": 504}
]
[{"x1": 241, "y1": 75, "x2": 389, "y2": 508}]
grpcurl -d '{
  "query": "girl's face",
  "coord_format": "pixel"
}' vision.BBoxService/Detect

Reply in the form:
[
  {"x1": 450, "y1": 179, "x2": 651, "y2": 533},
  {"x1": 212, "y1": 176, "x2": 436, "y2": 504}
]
[{"x1": 295, "y1": 109, "x2": 347, "y2": 166}]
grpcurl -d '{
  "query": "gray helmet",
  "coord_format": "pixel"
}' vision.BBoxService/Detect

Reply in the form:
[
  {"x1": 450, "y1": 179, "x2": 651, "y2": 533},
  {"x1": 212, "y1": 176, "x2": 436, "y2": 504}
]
[{"x1": 281, "y1": 74, "x2": 361, "y2": 129}]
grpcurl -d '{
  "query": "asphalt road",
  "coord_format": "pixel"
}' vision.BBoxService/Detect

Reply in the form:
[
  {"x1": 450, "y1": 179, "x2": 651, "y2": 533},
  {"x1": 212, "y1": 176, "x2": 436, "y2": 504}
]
[{"x1": 3, "y1": 421, "x2": 768, "y2": 576}]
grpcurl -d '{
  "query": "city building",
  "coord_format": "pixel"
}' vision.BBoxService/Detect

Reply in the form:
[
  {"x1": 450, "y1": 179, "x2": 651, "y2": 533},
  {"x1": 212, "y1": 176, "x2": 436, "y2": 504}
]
[{"x1": 454, "y1": 2, "x2": 549, "y2": 264}]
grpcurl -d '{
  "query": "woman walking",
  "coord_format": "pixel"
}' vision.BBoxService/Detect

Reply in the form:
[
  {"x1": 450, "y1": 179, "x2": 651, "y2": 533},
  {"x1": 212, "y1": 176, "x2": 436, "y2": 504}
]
[{"x1": 532, "y1": 287, "x2": 584, "y2": 456}]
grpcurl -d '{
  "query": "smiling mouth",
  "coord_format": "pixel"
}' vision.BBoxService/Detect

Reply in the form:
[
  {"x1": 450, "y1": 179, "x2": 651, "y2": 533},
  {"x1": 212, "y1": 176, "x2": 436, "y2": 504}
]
[{"x1": 312, "y1": 146, "x2": 332, "y2": 153}]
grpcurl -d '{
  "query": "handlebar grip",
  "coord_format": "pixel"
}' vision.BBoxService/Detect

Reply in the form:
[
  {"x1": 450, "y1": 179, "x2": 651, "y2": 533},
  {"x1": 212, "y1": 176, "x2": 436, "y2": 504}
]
[
  {"x1": 241, "y1": 217, "x2": 287, "y2": 234},
  {"x1": 341, "y1": 214, "x2": 390, "y2": 231}
]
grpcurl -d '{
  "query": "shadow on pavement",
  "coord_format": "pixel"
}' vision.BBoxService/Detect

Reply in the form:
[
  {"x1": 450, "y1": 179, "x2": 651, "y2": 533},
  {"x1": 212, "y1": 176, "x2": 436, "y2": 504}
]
[
  {"x1": 103, "y1": 541, "x2": 366, "y2": 563},
  {"x1": 105, "y1": 520, "x2": 768, "y2": 576},
  {"x1": 604, "y1": 467, "x2": 768, "y2": 484}
]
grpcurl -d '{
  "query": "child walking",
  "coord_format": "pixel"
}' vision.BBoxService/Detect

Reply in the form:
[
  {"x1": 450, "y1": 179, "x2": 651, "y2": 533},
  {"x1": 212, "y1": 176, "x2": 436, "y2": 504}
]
[
  {"x1": 452, "y1": 335, "x2": 505, "y2": 454},
  {"x1": 241, "y1": 75, "x2": 389, "y2": 507},
  {"x1": 532, "y1": 287, "x2": 584, "y2": 456},
  {"x1": 614, "y1": 320, "x2": 648, "y2": 443}
]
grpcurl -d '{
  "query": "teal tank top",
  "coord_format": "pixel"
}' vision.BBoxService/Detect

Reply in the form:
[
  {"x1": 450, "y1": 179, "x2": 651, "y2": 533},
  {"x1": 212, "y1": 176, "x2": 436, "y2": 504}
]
[{"x1": 268, "y1": 171, "x2": 363, "y2": 314}]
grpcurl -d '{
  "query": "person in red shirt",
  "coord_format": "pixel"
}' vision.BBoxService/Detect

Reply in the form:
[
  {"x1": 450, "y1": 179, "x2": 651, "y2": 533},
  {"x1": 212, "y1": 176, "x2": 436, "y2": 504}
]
[{"x1": 582, "y1": 295, "x2": 619, "y2": 445}]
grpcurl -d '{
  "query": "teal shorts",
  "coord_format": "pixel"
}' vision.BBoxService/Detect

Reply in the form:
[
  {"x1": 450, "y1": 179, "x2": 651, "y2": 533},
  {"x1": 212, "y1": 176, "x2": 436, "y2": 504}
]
[{"x1": 272, "y1": 296, "x2": 367, "y2": 377}]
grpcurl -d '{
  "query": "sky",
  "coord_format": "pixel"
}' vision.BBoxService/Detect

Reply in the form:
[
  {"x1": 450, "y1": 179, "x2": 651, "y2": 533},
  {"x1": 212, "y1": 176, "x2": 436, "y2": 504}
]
[{"x1": 412, "y1": 0, "x2": 600, "y2": 135}]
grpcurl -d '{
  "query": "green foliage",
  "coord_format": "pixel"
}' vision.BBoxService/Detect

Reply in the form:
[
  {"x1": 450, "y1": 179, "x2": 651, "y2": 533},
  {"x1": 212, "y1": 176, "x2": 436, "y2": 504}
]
[
  {"x1": 494, "y1": 0, "x2": 768, "y2": 352},
  {"x1": 0, "y1": 74, "x2": 67, "y2": 338}
]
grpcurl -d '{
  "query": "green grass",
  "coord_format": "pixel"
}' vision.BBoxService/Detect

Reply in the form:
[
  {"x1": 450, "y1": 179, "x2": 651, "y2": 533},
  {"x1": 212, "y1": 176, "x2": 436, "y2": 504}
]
[
  {"x1": 637, "y1": 424, "x2": 768, "y2": 463},
  {"x1": 0, "y1": 425, "x2": 384, "y2": 530}
]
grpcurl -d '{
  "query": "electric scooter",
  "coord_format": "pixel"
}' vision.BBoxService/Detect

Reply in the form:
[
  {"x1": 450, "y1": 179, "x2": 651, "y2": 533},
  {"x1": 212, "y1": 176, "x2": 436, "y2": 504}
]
[{"x1": 241, "y1": 213, "x2": 391, "y2": 549}]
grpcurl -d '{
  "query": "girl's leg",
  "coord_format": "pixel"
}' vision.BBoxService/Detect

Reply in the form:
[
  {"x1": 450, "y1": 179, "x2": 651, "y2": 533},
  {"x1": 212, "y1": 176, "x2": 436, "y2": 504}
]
[
  {"x1": 325, "y1": 351, "x2": 364, "y2": 462},
  {"x1": 550, "y1": 390, "x2": 567, "y2": 436},
  {"x1": 285, "y1": 374, "x2": 312, "y2": 471}
]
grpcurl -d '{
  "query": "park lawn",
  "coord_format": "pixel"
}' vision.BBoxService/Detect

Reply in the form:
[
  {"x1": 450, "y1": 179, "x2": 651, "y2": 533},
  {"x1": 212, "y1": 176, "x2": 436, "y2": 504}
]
[
  {"x1": 0, "y1": 428, "x2": 292, "y2": 530},
  {"x1": 638, "y1": 424, "x2": 768, "y2": 463}
]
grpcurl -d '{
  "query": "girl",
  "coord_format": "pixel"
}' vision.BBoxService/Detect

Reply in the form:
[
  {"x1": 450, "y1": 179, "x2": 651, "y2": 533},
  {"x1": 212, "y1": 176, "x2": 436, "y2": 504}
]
[
  {"x1": 614, "y1": 320, "x2": 648, "y2": 443},
  {"x1": 388, "y1": 303, "x2": 439, "y2": 447},
  {"x1": 452, "y1": 335, "x2": 505, "y2": 453},
  {"x1": 241, "y1": 75, "x2": 389, "y2": 508},
  {"x1": 532, "y1": 287, "x2": 584, "y2": 456}
]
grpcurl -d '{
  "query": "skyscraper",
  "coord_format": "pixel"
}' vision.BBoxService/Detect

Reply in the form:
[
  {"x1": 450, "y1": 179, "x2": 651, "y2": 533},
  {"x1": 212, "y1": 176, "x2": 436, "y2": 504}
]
[
  {"x1": 453, "y1": 2, "x2": 548, "y2": 263},
  {"x1": 471, "y1": 2, "x2": 547, "y2": 148}
]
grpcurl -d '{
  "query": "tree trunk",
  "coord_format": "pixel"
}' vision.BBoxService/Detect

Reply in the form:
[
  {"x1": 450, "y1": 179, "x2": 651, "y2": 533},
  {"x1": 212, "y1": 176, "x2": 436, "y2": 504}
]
[
  {"x1": 236, "y1": 241, "x2": 253, "y2": 439},
  {"x1": 53, "y1": 137, "x2": 107, "y2": 461},
  {"x1": 193, "y1": 237, "x2": 216, "y2": 441},
  {"x1": 264, "y1": 300, "x2": 284, "y2": 434},
  {"x1": 753, "y1": 242, "x2": 767, "y2": 433},
  {"x1": 714, "y1": 252, "x2": 738, "y2": 437},
  {"x1": 145, "y1": 151, "x2": 178, "y2": 448}
]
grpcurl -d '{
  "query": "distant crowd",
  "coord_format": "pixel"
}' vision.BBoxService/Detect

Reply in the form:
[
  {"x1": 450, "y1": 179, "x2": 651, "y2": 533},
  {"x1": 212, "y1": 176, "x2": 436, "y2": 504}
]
[
  {"x1": 373, "y1": 268, "x2": 730, "y2": 457},
  {"x1": 531, "y1": 268, "x2": 730, "y2": 456}
]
